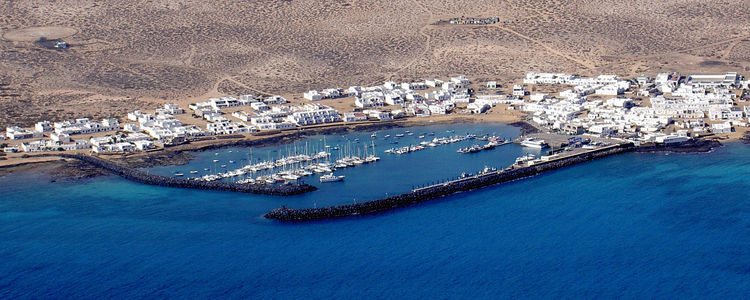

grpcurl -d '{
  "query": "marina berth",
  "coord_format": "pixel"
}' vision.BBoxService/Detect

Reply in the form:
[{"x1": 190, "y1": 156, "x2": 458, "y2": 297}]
[
  {"x1": 47, "y1": 153, "x2": 317, "y2": 196},
  {"x1": 265, "y1": 143, "x2": 637, "y2": 221}
]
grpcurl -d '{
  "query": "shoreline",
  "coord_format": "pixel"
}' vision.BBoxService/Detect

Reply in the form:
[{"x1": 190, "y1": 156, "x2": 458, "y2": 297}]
[
  {"x1": 264, "y1": 137, "x2": 725, "y2": 222},
  {"x1": 266, "y1": 143, "x2": 638, "y2": 221},
  {"x1": 0, "y1": 113, "x2": 733, "y2": 181},
  {"x1": 0, "y1": 115, "x2": 526, "y2": 178}
]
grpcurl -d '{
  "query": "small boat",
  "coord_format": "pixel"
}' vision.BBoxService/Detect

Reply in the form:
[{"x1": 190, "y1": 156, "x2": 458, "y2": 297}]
[
  {"x1": 395, "y1": 134, "x2": 405, "y2": 137},
  {"x1": 320, "y1": 173, "x2": 345, "y2": 183},
  {"x1": 212, "y1": 159, "x2": 219, "y2": 163},
  {"x1": 203, "y1": 168, "x2": 209, "y2": 171},
  {"x1": 478, "y1": 166, "x2": 497, "y2": 175},
  {"x1": 190, "y1": 170, "x2": 199, "y2": 174},
  {"x1": 220, "y1": 164, "x2": 227, "y2": 168},
  {"x1": 174, "y1": 173, "x2": 184, "y2": 177},
  {"x1": 371, "y1": 133, "x2": 377, "y2": 138},
  {"x1": 458, "y1": 145, "x2": 483, "y2": 154},
  {"x1": 520, "y1": 138, "x2": 549, "y2": 149},
  {"x1": 282, "y1": 174, "x2": 300, "y2": 181},
  {"x1": 384, "y1": 135, "x2": 391, "y2": 138},
  {"x1": 228, "y1": 160, "x2": 234, "y2": 164}
]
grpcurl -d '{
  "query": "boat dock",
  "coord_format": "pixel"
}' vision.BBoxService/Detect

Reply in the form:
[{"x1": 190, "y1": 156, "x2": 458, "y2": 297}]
[
  {"x1": 264, "y1": 142, "x2": 636, "y2": 221},
  {"x1": 54, "y1": 154, "x2": 317, "y2": 196}
]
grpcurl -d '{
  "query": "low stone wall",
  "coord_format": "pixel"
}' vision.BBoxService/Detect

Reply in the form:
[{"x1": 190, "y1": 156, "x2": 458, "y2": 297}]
[
  {"x1": 265, "y1": 143, "x2": 636, "y2": 221},
  {"x1": 55, "y1": 154, "x2": 316, "y2": 196}
]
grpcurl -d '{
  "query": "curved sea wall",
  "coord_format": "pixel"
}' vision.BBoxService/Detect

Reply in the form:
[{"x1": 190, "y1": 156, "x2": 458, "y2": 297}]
[
  {"x1": 265, "y1": 143, "x2": 636, "y2": 221},
  {"x1": 55, "y1": 154, "x2": 316, "y2": 196}
]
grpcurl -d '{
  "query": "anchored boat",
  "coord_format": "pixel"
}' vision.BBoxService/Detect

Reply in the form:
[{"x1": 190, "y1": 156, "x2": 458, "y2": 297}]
[{"x1": 319, "y1": 173, "x2": 345, "y2": 183}]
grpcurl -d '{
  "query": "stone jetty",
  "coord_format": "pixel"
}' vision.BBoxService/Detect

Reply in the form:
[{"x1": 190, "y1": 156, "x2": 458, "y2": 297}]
[
  {"x1": 56, "y1": 154, "x2": 317, "y2": 195},
  {"x1": 265, "y1": 143, "x2": 636, "y2": 221}
]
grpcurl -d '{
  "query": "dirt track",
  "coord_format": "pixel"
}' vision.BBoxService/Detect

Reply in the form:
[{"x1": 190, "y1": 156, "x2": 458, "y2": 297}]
[{"x1": 1, "y1": 0, "x2": 749, "y2": 129}]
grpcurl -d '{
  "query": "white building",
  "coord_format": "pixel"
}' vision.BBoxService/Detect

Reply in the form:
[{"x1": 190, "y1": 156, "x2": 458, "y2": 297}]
[
  {"x1": 163, "y1": 104, "x2": 184, "y2": 114},
  {"x1": 467, "y1": 102, "x2": 490, "y2": 114},
  {"x1": 206, "y1": 118, "x2": 256, "y2": 135},
  {"x1": 712, "y1": 122, "x2": 732, "y2": 134},
  {"x1": 6, "y1": 126, "x2": 41, "y2": 140},
  {"x1": 53, "y1": 118, "x2": 120, "y2": 136},
  {"x1": 343, "y1": 112, "x2": 368, "y2": 122},
  {"x1": 425, "y1": 78, "x2": 444, "y2": 88},
  {"x1": 285, "y1": 105, "x2": 341, "y2": 126},
  {"x1": 35, "y1": 121, "x2": 53, "y2": 133},
  {"x1": 304, "y1": 90, "x2": 323, "y2": 101},
  {"x1": 688, "y1": 72, "x2": 739, "y2": 88},
  {"x1": 450, "y1": 75, "x2": 470, "y2": 87}
]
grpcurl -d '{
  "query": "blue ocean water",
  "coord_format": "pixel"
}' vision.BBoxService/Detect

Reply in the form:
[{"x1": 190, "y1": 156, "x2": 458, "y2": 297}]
[{"x1": 1, "y1": 123, "x2": 750, "y2": 298}]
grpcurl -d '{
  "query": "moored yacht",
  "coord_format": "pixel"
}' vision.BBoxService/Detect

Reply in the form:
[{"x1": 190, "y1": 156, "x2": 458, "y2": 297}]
[{"x1": 320, "y1": 173, "x2": 345, "y2": 183}]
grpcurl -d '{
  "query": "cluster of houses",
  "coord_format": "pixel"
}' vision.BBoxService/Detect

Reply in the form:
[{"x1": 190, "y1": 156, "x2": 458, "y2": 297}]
[
  {"x1": 4, "y1": 116, "x2": 136, "y2": 153},
  {"x1": 1, "y1": 104, "x2": 196, "y2": 154},
  {"x1": 304, "y1": 75, "x2": 475, "y2": 118},
  {"x1": 4, "y1": 71, "x2": 748, "y2": 153},
  {"x1": 231, "y1": 103, "x2": 343, "y2": 130},
  {"x1": 2, "y1": 75, "x2": 482, "y2": 154},
  {"x1": 129, "y1": 106, "x2": 207, "y2": 142},
  {"x1": 518, "y1": 71, "x2": 749, "y2": 143}
]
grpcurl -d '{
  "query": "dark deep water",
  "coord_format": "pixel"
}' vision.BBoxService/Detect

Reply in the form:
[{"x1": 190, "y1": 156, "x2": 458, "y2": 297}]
[{"x1": 2, "y1": 123, "x2": 749, "y2": 298}]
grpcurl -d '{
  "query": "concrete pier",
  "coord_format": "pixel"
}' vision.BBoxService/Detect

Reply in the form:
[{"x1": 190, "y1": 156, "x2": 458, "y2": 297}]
[{"x1": 265, "y1": 143, "x2": 636, "y2": 221}]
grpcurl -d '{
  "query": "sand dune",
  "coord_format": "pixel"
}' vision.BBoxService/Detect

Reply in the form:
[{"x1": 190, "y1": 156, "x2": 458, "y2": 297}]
[{"x1": 1, "y1": 0, "x2": 749, "y2": 128}]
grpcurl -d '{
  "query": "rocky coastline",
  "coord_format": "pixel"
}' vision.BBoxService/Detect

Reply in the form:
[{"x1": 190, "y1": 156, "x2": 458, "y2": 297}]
[{"x1": 636, "y1": 138, "x2": 722, "y2": 153}]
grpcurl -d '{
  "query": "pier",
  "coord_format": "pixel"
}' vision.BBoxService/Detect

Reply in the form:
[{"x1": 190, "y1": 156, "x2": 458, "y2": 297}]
[
  {"x1": 55, "y1": 154, "x2": 317, "y2": 195},
  {"x1": 264, "y1": 143, "x2": 636, "y2": 221}
]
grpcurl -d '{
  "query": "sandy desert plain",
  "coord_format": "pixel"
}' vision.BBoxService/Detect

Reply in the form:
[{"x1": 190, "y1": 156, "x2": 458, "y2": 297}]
[{"x1": 1, "y1": 0, "x2": 750, "y2": 167}]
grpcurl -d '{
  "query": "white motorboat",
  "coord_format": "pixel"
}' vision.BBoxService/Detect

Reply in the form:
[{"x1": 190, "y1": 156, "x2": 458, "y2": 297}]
[
  {"x1": 319, "y1": 173, "x2": 345, "y2": 183},
  {"x1": 520, "y1": 138, "x2": 549, "y2": 149}
]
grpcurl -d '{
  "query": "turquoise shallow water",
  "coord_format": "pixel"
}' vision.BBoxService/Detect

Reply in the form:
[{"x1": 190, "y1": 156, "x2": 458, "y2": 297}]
[{"x1": 1, "y1": 123, "x2": 750, "y2": 298}]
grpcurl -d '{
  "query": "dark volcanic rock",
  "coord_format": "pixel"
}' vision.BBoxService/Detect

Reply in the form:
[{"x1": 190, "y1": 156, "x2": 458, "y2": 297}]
[
  {"x1": 116, "y1": 151, "x2": 195, "y2": 168},
  {"x1": 636, "y1": 139, "x2": 722, "y2": 153},
  {"x1": 509, "y1": 121, "x2": 540, "y2": 135},
  {"x1": 48, "y1": 160, "x2": 109, "y2": 181},
  {"x1": 741, "y1": 132, "x2": 750, "y2": 144}
]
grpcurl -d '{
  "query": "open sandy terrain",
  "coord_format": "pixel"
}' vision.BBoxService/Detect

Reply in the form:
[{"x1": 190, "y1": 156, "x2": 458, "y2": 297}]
[{"x1": 1, "y1": 0, "x2": 750, "y2": 129}]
